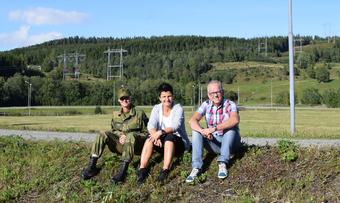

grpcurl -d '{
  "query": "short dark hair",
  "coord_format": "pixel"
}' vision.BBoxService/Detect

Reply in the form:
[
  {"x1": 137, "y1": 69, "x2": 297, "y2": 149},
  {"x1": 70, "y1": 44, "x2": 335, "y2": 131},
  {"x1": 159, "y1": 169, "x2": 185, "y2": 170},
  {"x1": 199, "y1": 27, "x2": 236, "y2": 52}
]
[{"x1": 158, "y1": 82, "x2": 173, "y2": 96}]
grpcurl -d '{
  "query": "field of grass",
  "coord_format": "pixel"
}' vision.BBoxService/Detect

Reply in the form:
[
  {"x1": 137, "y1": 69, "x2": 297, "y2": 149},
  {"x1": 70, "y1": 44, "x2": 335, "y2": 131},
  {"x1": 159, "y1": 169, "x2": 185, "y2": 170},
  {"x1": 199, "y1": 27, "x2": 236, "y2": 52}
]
[
  {"x1": 0, "y1": 136, "x2": 338, "y2": 202},
  {"x1": 0, "y1": 108, "x2": 339, "y2": 139}
]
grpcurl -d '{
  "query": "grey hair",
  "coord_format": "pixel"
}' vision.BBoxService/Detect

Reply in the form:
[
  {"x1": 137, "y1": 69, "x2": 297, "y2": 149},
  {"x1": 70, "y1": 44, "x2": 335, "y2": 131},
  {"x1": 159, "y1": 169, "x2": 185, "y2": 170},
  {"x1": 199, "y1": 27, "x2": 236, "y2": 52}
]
[{"x1": 207, "y1": 80, "x2": 223, "y2": 92}]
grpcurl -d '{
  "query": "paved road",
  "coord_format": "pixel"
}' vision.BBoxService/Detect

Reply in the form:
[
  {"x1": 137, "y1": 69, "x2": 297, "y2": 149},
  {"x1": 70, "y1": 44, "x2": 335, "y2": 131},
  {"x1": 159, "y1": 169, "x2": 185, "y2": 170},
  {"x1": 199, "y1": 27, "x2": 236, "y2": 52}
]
[{"x1": 1, "y1": 129, "x2": 339, "y2": 148}]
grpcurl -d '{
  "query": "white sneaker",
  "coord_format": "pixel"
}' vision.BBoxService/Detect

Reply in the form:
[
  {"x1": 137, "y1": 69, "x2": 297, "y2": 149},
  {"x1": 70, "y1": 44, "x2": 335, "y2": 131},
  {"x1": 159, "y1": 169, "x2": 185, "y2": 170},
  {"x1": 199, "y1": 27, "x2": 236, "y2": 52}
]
[
  {"x1": 186, "y1": 168, "x2": 200, "y2": 183},
  {"x1": 218, "y1": 163, "x2": 228, "y2": 179}
]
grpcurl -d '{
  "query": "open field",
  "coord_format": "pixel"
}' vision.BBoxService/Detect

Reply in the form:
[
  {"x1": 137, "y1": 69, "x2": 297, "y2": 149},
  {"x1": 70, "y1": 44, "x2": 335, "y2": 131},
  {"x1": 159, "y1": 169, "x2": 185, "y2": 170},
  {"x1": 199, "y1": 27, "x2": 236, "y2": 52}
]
[
  {"x1": 0, "y1": 136, "x2": 338, "y2": 202},
  {"x1": 1, "y1": 107, "x2": 339, "y2": 139}
]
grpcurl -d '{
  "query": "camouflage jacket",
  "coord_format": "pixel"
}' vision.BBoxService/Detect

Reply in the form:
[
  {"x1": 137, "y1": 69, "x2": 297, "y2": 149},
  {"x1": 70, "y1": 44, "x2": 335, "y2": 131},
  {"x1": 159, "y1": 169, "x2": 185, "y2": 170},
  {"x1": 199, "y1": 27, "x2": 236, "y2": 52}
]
[{"x1": 111, "y1": 105, "x2": 149, "y2": 134}]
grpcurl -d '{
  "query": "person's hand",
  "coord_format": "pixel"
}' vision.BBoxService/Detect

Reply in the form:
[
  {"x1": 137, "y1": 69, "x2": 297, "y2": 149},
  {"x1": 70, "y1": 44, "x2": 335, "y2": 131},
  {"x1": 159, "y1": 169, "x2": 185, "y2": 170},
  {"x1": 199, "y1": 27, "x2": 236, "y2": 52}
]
[
  {"x1": 153, "y1": 139, "x2": 162, "y2": 148},
  {"x1": 149, "y1": 130, "x2": 162, "y2": 143},
  {"x1": 200, "y1": 128, "x2": 214, "y2": 140},
  {"x1": 119, "y1": 134, "x2": 126, "y2": 144}
]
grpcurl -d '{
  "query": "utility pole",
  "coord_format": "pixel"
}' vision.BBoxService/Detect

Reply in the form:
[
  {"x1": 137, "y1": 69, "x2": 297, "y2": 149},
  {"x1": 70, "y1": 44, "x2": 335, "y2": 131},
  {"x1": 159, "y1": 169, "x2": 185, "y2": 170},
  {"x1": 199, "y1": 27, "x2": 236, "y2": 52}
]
[
  {"x1": 104, "y1": 48, "x2": 128, "y2": 80},
  {"x1": 288, "y1": 0, "x2": 296, "y2": 135},
  {"x1": 24, "y1": 81, "x2": 32, "y2": 116}
]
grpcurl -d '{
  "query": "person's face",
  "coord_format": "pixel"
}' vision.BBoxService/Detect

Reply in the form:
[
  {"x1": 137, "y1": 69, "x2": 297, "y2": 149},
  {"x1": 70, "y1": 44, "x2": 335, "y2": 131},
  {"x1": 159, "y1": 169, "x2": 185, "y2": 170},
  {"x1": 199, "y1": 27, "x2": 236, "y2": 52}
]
[
  {"x1": 118, "y1": 96, "x2": 131, "y2": 108},
  {"x1": 207, "y1": 83, "x2": 223, "y2": 105},
  {"x1": 159, "y1": 91, "x2": 173, "y2": 108}
]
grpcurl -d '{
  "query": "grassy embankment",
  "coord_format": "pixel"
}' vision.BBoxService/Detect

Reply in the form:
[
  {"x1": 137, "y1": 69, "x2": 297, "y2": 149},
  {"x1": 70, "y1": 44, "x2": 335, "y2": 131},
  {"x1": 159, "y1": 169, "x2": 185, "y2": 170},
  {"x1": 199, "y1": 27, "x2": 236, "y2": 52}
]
[{"x1": 0, "y1": 136, "x2": 338, "y2": 202}]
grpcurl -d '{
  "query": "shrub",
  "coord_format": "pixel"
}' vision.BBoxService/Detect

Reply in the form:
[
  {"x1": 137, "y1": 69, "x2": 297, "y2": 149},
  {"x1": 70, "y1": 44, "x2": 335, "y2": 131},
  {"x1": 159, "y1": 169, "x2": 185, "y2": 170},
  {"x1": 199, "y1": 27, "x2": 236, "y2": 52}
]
[
  {"x1": 275, "y1": 91, "x2": 298, "y2": 106},
  {"x1": 322, "y1": 88, "x2": 340, "y2": 108},
  {"x1": 225, "y1": 90, "x2": 238, "y2": 102},
  {"x1": 277, "y1": 139, "x2": 298, "y2": 162},
  {"x1": 306, "y1": 66, "x2": 316, "y2": 79},
  {"x1": 94, "y1": 106, "x2": 102, "y2": 114},
  {"x1": 315, "y1": 65, "x2": 330, "y2": 83},
  {"x1": 300, "y1": 88, "x2": 322, "y2": 106}
]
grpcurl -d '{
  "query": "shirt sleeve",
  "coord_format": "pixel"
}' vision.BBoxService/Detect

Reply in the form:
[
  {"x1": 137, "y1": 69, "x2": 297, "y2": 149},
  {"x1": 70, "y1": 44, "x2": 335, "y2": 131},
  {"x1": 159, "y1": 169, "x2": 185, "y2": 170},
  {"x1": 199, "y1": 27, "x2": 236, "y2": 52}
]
[
  {"x1": 170, "y1": 104, "x2": 183, "y2": 132},
  {"x1": 197, "y1": 101, "x2": 208, "y2": 116},
  {"x1": 228, "y1": 100, "x2": 238, "y2": 112},
  {"x1": 147, "y1": 104, "x2": 159, "y2": 131}
]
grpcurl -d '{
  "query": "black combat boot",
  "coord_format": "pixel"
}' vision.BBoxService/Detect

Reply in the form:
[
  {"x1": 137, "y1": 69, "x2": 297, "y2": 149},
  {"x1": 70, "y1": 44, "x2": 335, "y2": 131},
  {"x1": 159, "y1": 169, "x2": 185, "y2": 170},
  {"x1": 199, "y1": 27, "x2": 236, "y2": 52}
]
[
  {"x1": 157, "y1": 168, "x2": 169, "y2": 183},
  {"x1": 81, "y1": 156, "x2": 99, "y2": 180},
  {"x1": 111, "y1": 161, "x2": 129, "y2": 183},
  {"x1": 137, "y1": 168, "x2": 149, "y2": 184}
]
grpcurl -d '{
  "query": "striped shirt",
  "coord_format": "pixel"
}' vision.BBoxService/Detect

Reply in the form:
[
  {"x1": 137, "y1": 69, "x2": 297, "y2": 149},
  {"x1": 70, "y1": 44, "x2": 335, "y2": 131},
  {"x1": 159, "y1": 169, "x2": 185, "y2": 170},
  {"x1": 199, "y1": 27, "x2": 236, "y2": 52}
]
[{"x1": 197, "y1": 99, "x2": 239, "y2": 136}]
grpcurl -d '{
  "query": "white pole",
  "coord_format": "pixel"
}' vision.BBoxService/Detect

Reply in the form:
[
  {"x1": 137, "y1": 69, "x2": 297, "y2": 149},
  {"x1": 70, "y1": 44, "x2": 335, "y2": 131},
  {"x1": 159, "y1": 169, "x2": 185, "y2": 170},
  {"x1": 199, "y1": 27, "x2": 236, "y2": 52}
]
[
  {"x1": 288, "y1": 0, "x2": 295, "y2": 135},
  {"x1": 25, "y1": 81, "x2": 32, "y2": 116}
]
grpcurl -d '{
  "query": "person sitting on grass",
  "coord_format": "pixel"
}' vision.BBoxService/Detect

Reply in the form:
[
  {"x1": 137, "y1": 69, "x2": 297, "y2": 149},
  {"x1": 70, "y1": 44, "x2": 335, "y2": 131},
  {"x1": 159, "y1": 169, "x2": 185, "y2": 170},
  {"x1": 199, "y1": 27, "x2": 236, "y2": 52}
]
[
  {"x1": 186, "y1": 80, "x2": 241, "y2": 183},
  {"x1": 137, "y1": 82, "x2": 191, "y2": 184},
  {"x1": 81, "y1": 86, "x2": 149, "y2": 183}
]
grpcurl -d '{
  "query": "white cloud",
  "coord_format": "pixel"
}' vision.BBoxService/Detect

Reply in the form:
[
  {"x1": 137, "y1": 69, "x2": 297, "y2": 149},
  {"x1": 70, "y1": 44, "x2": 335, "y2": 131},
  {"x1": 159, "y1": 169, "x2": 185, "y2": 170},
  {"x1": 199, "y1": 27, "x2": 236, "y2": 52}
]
[
  {"x1": 9, "y1": 7, "x2": 88, "y2": 25},
  {"x1": 0, "y1": 26, "x2": 63, "y2": 50}
]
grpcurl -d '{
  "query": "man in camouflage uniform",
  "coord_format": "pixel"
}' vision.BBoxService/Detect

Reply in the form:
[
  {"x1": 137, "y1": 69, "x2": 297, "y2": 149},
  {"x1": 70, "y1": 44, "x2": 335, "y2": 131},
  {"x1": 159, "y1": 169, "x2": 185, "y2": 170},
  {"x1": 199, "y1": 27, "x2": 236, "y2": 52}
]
[{"x1": 81, "y1": 87, "x2": 149, "y2": 183}]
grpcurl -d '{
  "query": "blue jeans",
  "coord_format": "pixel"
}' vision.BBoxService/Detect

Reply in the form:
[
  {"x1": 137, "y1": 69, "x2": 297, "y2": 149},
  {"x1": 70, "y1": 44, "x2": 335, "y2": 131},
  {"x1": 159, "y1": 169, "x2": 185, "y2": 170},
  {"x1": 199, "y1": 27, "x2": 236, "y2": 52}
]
[{"x1": 191, "y1": 129, "x2": 241, "y2": 169}]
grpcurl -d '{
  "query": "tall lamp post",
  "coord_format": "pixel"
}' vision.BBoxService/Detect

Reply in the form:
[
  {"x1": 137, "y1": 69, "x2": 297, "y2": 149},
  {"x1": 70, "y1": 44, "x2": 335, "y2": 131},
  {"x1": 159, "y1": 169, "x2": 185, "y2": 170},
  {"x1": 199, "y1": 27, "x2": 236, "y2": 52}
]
[
  {"x1": 24, "y1": 81, "x2": 32, "y2": 116},
  {"x1": 288, "y1": 0, "x2": 295, "y2": 134}
]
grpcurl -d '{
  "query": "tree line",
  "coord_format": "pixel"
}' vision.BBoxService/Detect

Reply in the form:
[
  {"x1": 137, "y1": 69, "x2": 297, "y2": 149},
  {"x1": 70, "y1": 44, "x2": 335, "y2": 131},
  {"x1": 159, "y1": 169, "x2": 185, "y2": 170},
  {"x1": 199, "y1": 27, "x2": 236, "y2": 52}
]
[{"x1": 1, "y1": 35, "x2": 340, "y2": 107}]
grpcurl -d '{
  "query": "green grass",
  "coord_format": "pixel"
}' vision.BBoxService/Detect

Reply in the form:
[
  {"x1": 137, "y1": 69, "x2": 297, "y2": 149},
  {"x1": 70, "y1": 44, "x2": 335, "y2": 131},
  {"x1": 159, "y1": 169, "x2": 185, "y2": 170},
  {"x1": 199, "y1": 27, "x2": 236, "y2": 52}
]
[
  {"x1": 0, "y1": 136, "x2": 338, "y2": 202},
  {"x1": 0, "y1": 108, "x2": 339, "y2": 139}
]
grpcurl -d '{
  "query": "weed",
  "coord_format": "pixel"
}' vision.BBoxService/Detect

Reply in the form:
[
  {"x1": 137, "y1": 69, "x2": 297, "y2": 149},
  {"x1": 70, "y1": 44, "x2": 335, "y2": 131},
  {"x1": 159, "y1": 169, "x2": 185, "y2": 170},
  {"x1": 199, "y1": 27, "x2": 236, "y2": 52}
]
[{"x1": 277, "y1": 139, "x2": 298, "y2": 161}]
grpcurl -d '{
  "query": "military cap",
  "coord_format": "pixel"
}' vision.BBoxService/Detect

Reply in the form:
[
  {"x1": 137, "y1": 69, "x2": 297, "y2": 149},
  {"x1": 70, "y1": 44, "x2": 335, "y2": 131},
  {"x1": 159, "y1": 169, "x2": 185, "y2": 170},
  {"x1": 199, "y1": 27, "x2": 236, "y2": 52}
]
[{"x1": 118, "y1": 87, "x2": 131, "y2": 99}]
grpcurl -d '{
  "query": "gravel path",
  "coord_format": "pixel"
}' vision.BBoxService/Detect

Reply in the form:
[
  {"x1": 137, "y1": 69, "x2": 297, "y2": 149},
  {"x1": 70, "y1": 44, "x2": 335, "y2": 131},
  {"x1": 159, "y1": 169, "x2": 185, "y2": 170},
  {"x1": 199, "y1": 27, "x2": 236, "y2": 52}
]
[{"x1": 1, "y1": 129, "x2": 339, "y2": 148}]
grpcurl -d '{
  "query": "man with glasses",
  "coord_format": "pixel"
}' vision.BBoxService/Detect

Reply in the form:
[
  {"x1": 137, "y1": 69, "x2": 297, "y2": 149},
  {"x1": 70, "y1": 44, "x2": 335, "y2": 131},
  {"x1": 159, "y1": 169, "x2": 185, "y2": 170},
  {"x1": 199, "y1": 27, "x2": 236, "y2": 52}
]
[
  {"x1": 186, "y1": 80, "x2": 241, "y2": 183},
  {"x1": 81, "y1": 86, "x2": 149, "y2": 183}
]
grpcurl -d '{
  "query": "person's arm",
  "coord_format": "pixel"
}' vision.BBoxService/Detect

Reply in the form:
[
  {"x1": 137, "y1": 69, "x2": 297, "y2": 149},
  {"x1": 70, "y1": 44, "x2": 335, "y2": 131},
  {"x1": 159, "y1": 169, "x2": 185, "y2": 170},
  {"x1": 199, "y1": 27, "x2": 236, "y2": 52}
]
[
  {"x1": 214, "y1": 111, "x2": 239, "y2": 131},
  {"x1": 189, "y1": 111, "x2": 204, "y2": 133},
  {"x1": 147, "y1": 105, "x2": 159, "y2": 132}
]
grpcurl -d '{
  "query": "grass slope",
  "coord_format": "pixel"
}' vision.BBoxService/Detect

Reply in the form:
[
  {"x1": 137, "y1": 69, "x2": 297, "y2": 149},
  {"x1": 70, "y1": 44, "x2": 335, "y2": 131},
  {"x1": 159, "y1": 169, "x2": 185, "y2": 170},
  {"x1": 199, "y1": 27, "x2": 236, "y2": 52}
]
[{"x1": 0, "y1": 136, "x2": 338, "y2": 202}]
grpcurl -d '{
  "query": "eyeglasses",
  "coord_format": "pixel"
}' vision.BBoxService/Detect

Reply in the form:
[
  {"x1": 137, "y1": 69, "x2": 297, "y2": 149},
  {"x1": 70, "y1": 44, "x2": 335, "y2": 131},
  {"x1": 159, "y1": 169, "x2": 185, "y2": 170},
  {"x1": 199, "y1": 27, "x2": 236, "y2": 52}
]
[
  {"x1": 208, "y1": 90, "x2": 223, "y2": 96},
  {"x1": 119, "y1": 96, "x2": 130, "y2": 101}
]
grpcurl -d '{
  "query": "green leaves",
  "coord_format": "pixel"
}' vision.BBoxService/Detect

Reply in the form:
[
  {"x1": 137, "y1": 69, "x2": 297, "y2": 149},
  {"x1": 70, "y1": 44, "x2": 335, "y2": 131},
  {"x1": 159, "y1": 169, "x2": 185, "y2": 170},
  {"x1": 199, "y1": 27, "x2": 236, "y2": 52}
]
[{"x1": 277, "y1": 139, "x2": 298, "y2": 162}]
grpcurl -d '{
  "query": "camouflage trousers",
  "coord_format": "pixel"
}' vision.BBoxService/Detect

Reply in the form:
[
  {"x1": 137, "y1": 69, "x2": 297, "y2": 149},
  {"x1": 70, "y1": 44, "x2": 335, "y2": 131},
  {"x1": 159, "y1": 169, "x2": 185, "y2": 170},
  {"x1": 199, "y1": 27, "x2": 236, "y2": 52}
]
[{"x1": 91, "y1": 130, "x2": 147, "y2": 162}]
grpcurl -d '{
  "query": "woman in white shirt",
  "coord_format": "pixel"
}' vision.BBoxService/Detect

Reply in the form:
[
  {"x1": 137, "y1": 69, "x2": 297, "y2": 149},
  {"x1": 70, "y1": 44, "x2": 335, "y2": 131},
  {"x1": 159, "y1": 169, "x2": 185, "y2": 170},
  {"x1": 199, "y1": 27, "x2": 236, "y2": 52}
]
[{"x1": 137, "y1": 82, "x2": 190, "y2": 184}]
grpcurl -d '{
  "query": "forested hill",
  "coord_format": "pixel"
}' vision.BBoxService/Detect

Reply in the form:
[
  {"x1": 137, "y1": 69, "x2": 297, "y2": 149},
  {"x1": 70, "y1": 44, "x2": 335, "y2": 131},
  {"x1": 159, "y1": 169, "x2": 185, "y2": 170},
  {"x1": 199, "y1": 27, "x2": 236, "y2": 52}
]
[
  {"x1": 1, "y1": 35, "x2": 292, "y2": 80},
  {"x1": 1, "y1": 35, "x2": 340, "y2": 107}
]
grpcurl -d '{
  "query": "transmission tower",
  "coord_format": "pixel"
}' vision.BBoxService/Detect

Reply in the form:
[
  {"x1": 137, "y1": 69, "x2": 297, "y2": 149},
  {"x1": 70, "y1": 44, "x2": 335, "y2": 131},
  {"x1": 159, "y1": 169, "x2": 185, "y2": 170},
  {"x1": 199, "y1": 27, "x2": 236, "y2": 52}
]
[
  {"x1": 57, "y1": 52, "x2": 85, "y2": 79},
  {"x1": 258, "y1": 38, "x2": 267, "y2": 57},
  {"x1": 294, "y1": 38, "x2": 303, "y2": 54},
  {"x1": 104, "y1": 48, "x2": 128, "y2": 80}
]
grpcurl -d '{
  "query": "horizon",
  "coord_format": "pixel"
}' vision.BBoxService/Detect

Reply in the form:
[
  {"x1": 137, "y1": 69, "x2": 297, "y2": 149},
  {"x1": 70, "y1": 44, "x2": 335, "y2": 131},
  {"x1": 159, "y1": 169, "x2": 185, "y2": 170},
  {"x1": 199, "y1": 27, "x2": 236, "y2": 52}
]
[{"x1": 1, "y1": 0, "x2": 339, "y2": 52}]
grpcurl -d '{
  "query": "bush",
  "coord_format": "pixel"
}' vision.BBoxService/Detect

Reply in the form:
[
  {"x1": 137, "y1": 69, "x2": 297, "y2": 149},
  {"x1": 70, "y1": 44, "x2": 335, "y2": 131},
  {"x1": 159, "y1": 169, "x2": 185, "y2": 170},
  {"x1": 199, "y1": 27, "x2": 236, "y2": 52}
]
[
  {"x1": 300, "y1": 88, "x2": 322, "y2": 106},
  {"x1": 315, "y1": 65, "x2": 330, "y2": 83},
  {"x1": 94, "y1": 106, "x2": 102, "y2": 114},
  {"x1": 277, "y1": 139, "x2": 298, "y2": 162},
  {"x1": 275, "y1": 91, "x2": 298, "y2": 106},
  {"x1": 306, "y1": 66, "x2": 316, "y2": 79},
  {"x1": 225, "y1": 90, "x2": 238, "y2": 102},
  {"x1": 322, "y1": 88, "x2": 340, "y2": 108}
]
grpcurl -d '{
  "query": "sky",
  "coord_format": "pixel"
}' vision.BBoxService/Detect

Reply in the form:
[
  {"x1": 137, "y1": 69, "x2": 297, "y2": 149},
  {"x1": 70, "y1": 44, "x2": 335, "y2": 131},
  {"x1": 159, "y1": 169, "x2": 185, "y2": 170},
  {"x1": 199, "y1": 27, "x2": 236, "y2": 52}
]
[{"x1": 1, "y1": 0, "x2": 339, "y2": 51}]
